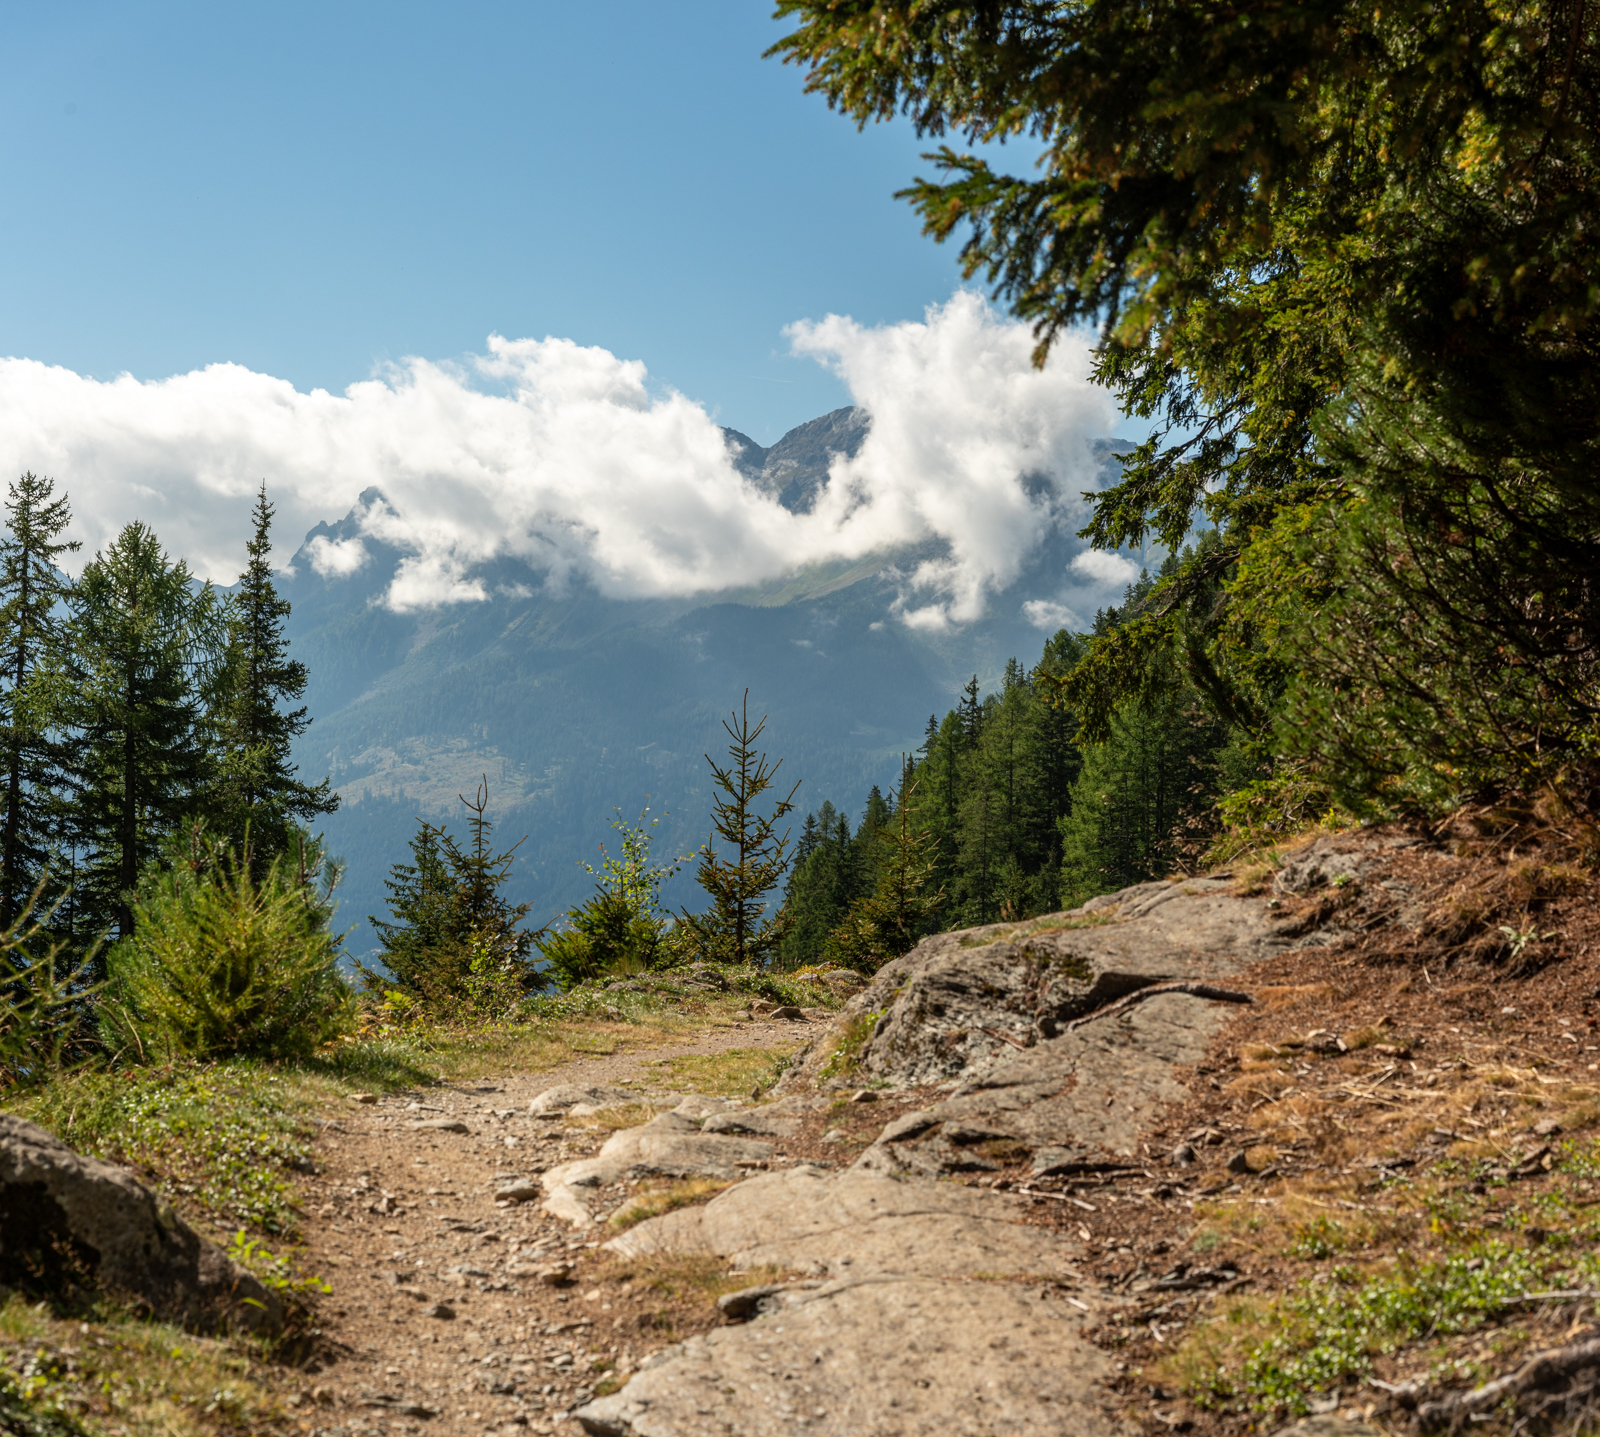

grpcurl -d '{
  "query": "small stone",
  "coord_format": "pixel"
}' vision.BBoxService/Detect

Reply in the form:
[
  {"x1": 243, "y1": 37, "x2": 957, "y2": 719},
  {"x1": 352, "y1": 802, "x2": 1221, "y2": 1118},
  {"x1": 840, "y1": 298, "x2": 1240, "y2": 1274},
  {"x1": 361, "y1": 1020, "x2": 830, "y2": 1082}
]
[
  {"x1": 537, "y1": 1263, "x2": 576, "y2": 1286},
  {"x1": 408, "y1": 1118, "x2": 469, "y2": 1134},
  {"x1": 496, "y1": 1178, "x2": 540, "y2": 1204},
  {"x1": 311, "y1": 1385, "x2": 335, "y2": 1405},
  {"x1": 879, "y1": 1111, "x2": 940, "y2": 1144},
  {"x1": 1170, "y1": 1143, "x2": 1197, "y2": 1166},
  {"x1": 424, "y1": 1302, "x2": 456, "y2": 1319},
  {"x1": 1226, "y1": 1150, "x2": 1252, "y2": 1174},
  {"x1": 1533, "y1": 1118, "x2": 1563, "y2": 1138},
  {"x1": 849, "y1": 1090, "x2": 878, "y2": 1104}
]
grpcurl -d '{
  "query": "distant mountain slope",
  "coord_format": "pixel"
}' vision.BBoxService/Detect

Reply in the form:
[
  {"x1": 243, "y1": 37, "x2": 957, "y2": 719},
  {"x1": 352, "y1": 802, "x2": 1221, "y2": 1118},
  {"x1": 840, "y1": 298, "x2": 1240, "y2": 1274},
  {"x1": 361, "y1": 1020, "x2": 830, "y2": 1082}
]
[{"x1": 281, "y1": 414, "x2": 1134, "y2": 955}]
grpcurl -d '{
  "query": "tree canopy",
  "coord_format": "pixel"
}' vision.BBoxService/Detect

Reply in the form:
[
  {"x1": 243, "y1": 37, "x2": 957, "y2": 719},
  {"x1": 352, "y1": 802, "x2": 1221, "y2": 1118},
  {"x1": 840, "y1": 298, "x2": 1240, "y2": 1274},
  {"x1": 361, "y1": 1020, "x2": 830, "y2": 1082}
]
[{"x1": 773, "y1": 0, "x2": 1600, "y2": 808}]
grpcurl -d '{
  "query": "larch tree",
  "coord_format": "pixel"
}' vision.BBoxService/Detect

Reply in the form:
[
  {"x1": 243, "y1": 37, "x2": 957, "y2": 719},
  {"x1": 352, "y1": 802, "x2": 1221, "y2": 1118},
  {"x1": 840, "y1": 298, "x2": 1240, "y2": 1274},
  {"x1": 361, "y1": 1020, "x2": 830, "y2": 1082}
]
[{"x1": 0, "y1": 473, "x2": 79, "y2": 928}]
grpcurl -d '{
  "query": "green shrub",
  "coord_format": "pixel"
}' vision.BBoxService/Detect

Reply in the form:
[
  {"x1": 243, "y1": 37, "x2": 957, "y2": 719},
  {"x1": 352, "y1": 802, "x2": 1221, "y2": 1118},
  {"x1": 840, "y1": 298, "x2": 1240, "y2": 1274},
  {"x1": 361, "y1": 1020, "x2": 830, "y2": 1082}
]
[
  {"x1": 0, "y1": 890, "x2": 100, "y2": 1089},
  {"x1": 103, "y1": 828, "x2": 354, "y2": 1061}
]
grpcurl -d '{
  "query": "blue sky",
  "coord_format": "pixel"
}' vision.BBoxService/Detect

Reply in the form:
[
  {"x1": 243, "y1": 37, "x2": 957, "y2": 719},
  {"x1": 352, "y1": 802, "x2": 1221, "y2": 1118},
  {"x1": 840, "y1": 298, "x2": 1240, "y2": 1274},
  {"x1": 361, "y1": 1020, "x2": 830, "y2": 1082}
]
[{"x1": 0, "y1": 1, "x2": 1041, "y2": 445}]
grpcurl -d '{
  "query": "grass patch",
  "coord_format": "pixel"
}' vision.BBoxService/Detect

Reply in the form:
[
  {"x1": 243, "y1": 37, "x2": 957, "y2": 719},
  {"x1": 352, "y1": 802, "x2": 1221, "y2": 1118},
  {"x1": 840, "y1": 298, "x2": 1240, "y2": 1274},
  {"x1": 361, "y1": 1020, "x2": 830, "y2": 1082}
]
[
  {"x1": 14, "y1": 1062, "x2": 330, "y2": 1237},
  {"x1": 608, "y1": 1177, "x2": 733, "y2": 1231},
  {"x1": 565, "y1": 1103, "x2": 663, "y2": 1133},
  {"x1": 604, "y1": 1254, "x2": 784, "y2": 1305},
  {"x1": 819, "y1": 1009, "x2": 880, "y2": 1081},
  {"x1": 396, "y1": 1003, "x2": 744, "y2": 1083},
  {"x1": 646, "y1": 1045, "x2": 800, "y2": 1098},
  {"x1": 1167, "y1": 1163, "x2": 1600, "y2": 1420},
  {"x1": 0, "y1": 1294, "x2": 286, "y2": 1437},
  {"x1": 1173, "y1": 1243, "x2": 1551, "y2": 1416}
]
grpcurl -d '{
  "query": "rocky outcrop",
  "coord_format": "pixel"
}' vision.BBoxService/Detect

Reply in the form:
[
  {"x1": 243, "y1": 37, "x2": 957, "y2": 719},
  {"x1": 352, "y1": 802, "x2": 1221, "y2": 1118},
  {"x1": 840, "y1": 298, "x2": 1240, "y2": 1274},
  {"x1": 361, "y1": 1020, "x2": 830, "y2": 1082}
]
[
  {"x1": 527, "y1": 1084, "x2": 639, "y2": 1117},
  {"x1": 540, "y1": 1104, "x2": 773, "y2": 1228},
  {"x1": 572, "y1": 872, "x2": 1296, "y2": 1435},
  {"x1": 0, "y1": 1112, "x2": 284, "y2": 1334},
  {"x1": 795, "y1": 875, "x2": 1282, "y2": 1091}
]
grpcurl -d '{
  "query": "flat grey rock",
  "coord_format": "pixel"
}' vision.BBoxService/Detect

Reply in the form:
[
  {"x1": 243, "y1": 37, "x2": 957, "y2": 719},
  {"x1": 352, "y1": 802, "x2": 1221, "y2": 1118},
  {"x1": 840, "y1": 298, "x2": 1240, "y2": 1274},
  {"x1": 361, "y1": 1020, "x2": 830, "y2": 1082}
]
[
  {"x1": 604, "y1": 1164, "x2": 1078, "y2": 1279},
  {"x1": 671, "y1": 1094, "x2": 740, "y2": 1122},
  {"x1": 574, "y1": 1276, "x2": 1130, "y2": 1437},
  {"x1": 528, "y1": 1084, "x2": 638, "y2": 1117},
  {"x1": 542, "y1": 1111, "x2": 773, "y2": 1227},
  {"x1": 701, "y1": 1108, "x2": 801, "y2": 1137},
  {"x1": 0, "y1": 1111, "x2": 282, "y2": 1334}
]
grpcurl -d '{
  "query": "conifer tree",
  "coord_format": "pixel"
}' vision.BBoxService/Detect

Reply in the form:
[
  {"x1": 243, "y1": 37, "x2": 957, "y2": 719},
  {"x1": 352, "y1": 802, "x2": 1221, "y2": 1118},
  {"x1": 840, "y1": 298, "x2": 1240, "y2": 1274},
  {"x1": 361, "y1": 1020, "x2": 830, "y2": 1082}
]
[
  {"x1": 0, "y1": 474, "x2": 78, "y2": 928},
  {"x1": 680, "y1": 692, "x2": 798, "y2": 967},
  {"x1": 210, "y1": 486, "x2": 337, "y2": 862},
  {"x1": 824, "y1": 760, "x2": 943, "y2": 972},
  {"x1": 67, "y1": 523, "x2": 222, "y2": 944},
  {"x1": 363, "y1": 777, "x2": 539, "y2": 1004},
  {"x1": 777, "y1": 800, "x2": 867, "y2": 968},
  {"x1": 537, "y1": 805, "x2": 684, "y2": 989}
]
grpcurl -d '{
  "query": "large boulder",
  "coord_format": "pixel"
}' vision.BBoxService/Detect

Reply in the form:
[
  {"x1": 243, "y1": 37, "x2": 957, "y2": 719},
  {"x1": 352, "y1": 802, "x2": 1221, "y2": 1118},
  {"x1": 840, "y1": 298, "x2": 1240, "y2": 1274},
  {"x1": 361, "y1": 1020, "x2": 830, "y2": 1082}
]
[{"x1": 0, "y1": 1111, "x2": 284, "y2": 1334}]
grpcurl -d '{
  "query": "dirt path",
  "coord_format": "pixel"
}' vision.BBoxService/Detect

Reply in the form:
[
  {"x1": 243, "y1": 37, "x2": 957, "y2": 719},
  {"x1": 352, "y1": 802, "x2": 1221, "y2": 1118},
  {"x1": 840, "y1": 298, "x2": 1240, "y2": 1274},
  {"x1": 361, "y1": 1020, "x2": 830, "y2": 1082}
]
[{"x1": 294, "y1": 1020, "x2": 805, "y2": 1437}]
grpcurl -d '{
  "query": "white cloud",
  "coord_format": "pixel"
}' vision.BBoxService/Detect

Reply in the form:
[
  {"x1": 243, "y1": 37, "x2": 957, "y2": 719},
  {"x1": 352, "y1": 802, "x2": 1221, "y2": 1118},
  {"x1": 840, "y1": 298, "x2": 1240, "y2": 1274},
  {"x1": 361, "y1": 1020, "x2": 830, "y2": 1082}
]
[
  {"x1": 1070, "y1": 549, "x2": 1141, "y2": 588},
  {"x1": 0, "y1": 292, "x2": 1117, "y2": 622},
  {"x1": 1022, "y1": 598, "x2": 1081, "y2": 631},
  {"x1": 306, "y1": 534, "x2": 369, "y2": 577}
]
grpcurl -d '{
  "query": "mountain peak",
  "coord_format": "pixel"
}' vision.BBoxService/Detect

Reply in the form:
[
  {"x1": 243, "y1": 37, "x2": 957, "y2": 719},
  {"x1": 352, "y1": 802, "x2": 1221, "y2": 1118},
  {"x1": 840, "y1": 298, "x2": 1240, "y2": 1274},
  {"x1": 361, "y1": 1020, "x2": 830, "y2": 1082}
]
[{"x1": 721, "y1": 406, "x2": 869, "y2": 514}]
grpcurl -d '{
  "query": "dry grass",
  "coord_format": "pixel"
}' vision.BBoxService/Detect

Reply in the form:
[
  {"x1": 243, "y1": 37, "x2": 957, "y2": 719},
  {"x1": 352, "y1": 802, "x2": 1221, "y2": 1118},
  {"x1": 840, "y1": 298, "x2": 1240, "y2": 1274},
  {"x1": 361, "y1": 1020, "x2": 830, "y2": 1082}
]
[
  {"x1": 642, "y1": 1044, "x2": 802, "y2": 1097},
  {"x1": 562, "y1": 1101, "x2": 665, "y2": 1133},
  {"x1": 607, "y1": 1177, "x2": 733, "y2": 1231},
  {"x1": 419, "y1": 1012, "x2": 737, "y2": 1082}
]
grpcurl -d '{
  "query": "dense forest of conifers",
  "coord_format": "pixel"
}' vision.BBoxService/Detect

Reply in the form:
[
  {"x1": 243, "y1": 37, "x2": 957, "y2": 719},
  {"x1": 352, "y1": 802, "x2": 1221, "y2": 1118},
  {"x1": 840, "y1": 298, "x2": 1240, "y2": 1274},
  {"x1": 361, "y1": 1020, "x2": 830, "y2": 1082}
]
[{"x1": 778, "y1": 554, "x2": 1253, "y2": 967}]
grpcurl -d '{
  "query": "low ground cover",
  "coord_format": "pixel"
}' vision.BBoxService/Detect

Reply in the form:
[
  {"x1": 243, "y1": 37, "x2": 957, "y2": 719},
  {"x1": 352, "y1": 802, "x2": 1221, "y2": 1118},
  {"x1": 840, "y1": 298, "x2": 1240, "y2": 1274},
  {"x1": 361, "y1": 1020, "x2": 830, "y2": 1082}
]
[{"x1": 0, "y1": 978, "x2": 815, "y2": 1436}]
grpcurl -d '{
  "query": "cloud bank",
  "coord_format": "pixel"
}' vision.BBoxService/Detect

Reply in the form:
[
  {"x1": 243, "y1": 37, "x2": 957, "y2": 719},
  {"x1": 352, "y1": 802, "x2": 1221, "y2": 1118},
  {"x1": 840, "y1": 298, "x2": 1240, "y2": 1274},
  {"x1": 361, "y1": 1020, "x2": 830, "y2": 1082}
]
[{"x1": 0, "y1": 292, "x2": 1122, "y2": 625}]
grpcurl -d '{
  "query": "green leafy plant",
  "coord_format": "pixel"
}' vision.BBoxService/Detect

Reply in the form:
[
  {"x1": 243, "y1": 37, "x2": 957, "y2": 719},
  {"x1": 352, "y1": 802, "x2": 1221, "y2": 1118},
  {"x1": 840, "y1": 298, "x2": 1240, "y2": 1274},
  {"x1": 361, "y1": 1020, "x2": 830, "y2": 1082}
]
[
  {"x1": 102, "y1": 824, "x2": 354, "y2": 1061},
  {"x1": 227, "y1": 1231, "x2": 332, "y2": 1300},
  {"x1": 1188, "y1": 1243, "x2": 1546, "y2": 1415},
  {"x1": 1497, "y1": 924, "x2": 1551, "y2": 962}
]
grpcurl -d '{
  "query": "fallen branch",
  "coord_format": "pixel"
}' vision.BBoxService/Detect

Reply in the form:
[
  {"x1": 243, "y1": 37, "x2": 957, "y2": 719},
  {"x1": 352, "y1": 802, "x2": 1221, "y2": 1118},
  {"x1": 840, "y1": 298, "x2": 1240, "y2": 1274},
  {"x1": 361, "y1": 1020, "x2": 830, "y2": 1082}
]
[
  {"x1": 1063, "y1": 982, "x2": 1254, "y2": 1033},
  {"x1": 1417, "y1": 1330, "x2": 1600, "y2": 1430}
]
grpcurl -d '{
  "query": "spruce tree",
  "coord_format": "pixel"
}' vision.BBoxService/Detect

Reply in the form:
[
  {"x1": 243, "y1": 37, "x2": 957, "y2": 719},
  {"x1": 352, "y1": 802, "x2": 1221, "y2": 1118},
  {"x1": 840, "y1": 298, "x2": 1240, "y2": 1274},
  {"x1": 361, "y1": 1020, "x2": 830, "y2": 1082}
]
[
  {"x1": 680, "y1": 692, "x2": 798, "y2": 967},
  {"x1": 210, "y1": 486, "x2": 337, "y2": 862},
  {"x1": 363, "y1": 777, "x2": 539, "y2": 1004},
  {"x1": 67, "y1": 523, "x2": 221, "y2": 943},
  {"x1": 824, "y1": 760, "x2": 943, "y2": 972},
  {"x1": 0, "y1": 474, "x2": 78, "y2": 928}
]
